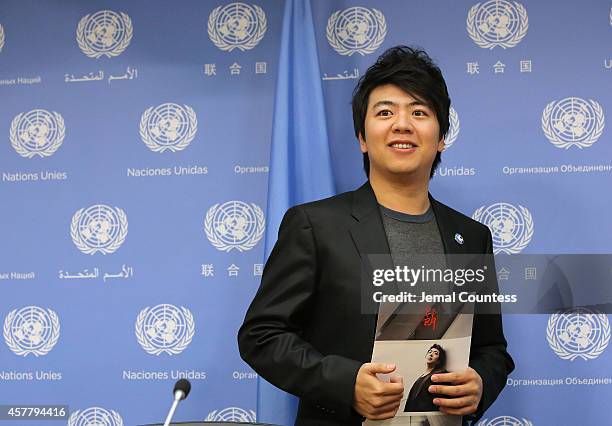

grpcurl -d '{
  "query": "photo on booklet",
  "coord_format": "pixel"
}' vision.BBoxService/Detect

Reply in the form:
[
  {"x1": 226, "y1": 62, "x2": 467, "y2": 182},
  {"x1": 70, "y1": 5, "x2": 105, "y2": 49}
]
[{"x1": 364, "y1": 302, "x2": 474, "y2": 426}]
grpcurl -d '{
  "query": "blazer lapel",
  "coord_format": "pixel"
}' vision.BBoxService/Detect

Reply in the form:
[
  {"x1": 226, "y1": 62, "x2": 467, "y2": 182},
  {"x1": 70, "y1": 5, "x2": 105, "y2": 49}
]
[
  {"x1": 348, "y1": 182, "x2": 391, "y2": 257},
  {"x1": 430, "y1": 195, "x2": 467, "y2": 257},
  {"x1": 347, "y1": 182, "x2": 395, "y2": 328}
]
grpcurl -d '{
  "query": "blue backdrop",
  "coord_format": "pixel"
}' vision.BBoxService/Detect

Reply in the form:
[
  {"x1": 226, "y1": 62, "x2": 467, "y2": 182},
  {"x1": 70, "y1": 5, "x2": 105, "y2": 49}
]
[{"x1": 0, "y1": 1, "x2": 610, "y2": 425}]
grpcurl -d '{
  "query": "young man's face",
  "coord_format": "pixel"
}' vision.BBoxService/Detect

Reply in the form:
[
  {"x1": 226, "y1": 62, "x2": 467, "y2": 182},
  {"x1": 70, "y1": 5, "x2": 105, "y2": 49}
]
[
  {"x1": 359, "y1": 84, "x2": 444, "y2": 181},
  {"x1": 426, "y1": 347, "x2": 440, "y2": 365}
]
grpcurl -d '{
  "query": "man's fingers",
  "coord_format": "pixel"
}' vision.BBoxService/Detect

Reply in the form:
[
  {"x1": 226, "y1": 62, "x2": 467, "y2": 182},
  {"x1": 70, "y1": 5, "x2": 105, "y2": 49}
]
[
  {"x1": 432, "y1": 367, "x2": 480, "y2": 384},
  {"x1": 389, "y1": 375, "x2": 403, "y2": 384},
  {"x1": 364, "y1": 400, "x2": 401, "y2": 420},
  {"x1": 366, "y1": 392, "x2": 404, "y2": 409},
  {"x1": 354, "y1": 363, "x2": 407, "y2": 420},
  {"x1": 429, "y1": 383, "x2": 476, "y2": 397},
  {"x1": 367, "y1": 398, "x2": 402, "y2": 412},
  {"x1": 365, "y1": 362, "x2": 397, "y2": 374},
  {"x1": 361, "y1": 373, "x2": 404, "y2": 396},
  {"x1": 431, "y1": 371, "x2": 466, "y2": 384},
  {"x1": 364, "y1": 378, "x2": 404, "y2": 397},
  {"x1": 378, "y1": 381, "x2": 404, "y2": 396},
  {"x1": 433, "y1": 395, "x2": 478, "y2": 409},
  {"x1": 428, "y1": 368, "x2": 482, "y2": 416}
]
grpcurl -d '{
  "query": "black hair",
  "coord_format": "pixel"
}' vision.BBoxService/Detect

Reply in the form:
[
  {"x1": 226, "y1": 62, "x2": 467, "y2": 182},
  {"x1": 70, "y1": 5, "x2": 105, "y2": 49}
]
[
  {"x1": 428, "y1": 343, "x2": 447, "y2": 369},
  {"x1": 351, "y1": 45, "x2": 451, "y2": 178}
]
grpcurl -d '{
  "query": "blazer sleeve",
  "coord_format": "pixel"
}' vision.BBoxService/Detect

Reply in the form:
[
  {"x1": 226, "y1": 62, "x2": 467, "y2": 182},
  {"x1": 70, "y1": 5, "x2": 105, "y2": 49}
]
[
  {"x1": 237, "y1": 205, "x2": 362, "y2": 418},
  {"x1": 467, "y1": 228, "x2": 515, "y2": 424}
]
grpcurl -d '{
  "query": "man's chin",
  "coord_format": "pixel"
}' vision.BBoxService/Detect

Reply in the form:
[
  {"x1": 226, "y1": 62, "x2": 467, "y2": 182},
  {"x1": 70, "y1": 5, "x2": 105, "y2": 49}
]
[
  {"x1": 369, "y1": 164, "x2": 432, "y2": 182},
  {"x1": 386, "y1": 168, "x2": 427, "y2": 179}
]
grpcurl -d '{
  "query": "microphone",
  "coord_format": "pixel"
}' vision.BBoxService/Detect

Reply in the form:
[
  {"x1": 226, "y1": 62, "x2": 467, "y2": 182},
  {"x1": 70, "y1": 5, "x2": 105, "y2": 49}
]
[{"x1": 163, "y1": 379, "x2": 191, "y2": 426}]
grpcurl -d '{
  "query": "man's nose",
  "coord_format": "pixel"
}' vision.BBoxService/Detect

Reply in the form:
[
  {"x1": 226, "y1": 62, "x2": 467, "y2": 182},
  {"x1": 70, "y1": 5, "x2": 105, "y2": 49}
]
[{"x1": 391, "y1": 112, "x2": 414, "y2": 133}]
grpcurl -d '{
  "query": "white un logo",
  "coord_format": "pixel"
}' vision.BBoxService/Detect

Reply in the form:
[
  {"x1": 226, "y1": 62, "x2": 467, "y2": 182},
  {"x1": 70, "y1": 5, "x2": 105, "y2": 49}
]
[
  {"x1": 547, "y1": 307, "x2": 610, "y2": 361},
  {"x1": 68, "y1": 407, "x2": 123, "y2": 426},
  {"x1": 10, "y1": 109, "x2": 65, "y2": 158},
  {"x1": 444, "y1": 107, "x2": 460, "y2": 150},
  {"x1": 542, "y1": 97, "x2": 605, "y2": 149},
  {"x1": 139, "y1": 103, "x2": 198, "y2": 153},
  {"x1": 477, "y1": 416, "x2": 533, "y2": 426},
  {"x1": 77, "y1": 10, "x2": 133, "y2": 58},
  {"x1": 208, "y1": 2, "x2": 267, "y2": 52},
  {"x1": 204, "y1": 201, "x2": 265, "y2": 252},
  {"x1": 71, "y1": 205, "x2": 128, "y2": 255},
  {"x1": 206, "y1": 407, "x2": 257, "y2": 422},
  {"x1": 472, "y1": 203, "x2": 533, "y2": 254},
  {"x1": 467, "y1": 0, "x2": 528, "y2": 49},
  {"x1": 0, "y1": 24, "x2": 5, "y2": 52},
  {"x1": 3, "y1": 306, "x2": 60, "y2": 357},
  {"x1": 326, "y1": 7, "x2": 387, "y2": 56},
  {"x1": 135, "y1": 304, "x2": 195, "y2": 356}
]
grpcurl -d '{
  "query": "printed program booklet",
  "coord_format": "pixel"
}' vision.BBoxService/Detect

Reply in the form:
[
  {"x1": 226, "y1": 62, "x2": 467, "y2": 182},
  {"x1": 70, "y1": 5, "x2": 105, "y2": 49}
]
[{"x1": 364, "y1": 299, "x2": 474, "y2": 426}]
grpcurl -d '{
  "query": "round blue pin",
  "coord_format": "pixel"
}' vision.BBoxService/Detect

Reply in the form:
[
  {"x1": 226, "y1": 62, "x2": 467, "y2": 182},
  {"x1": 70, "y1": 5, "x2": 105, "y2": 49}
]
[{"x1": 454, "y1": 233, "x2": 464, "y2": 245}]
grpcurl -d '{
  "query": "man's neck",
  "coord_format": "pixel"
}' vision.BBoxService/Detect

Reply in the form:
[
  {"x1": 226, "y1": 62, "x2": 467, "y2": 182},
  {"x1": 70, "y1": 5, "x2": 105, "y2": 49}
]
[{"x1": 369, "y1": 172, "x2": 430, "y2": 215}]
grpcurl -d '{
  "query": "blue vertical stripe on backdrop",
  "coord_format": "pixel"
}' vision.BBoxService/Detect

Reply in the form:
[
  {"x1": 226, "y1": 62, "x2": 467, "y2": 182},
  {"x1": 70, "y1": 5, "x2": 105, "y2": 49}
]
[{"x1": 257, "y1": 0, "x2": 336, "y2": 424}]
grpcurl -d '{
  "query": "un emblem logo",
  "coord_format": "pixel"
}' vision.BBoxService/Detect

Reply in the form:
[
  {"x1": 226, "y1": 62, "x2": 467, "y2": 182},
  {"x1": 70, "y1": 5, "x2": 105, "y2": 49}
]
[
  {"x1": 444, "y1": 107, "x2": 460, "y2": 150},
  {"x1": 71, "y1": 205, "x2": 128, "y2": 255},
  {"x1": 77, "y1": 10, "x2": 133, "y2": 58},
  {"x1": 542, "y1": 97, "x2": 605, "y2": 149},
  {"x1": 467, "y1": 0, "x2": 528, "y2": 49},
  {"x1": 0, "y1": 24, "x2": 5, "y2": 52},
  {"x1": 208, "y1": 3, "x2": 267, "y2": 52},
  {"x1": 206, "y1": 407, "x2": 256, "y2": 422},
  {"x1": 3, "y1": 306, "x2": 60, "y2": 357},
  {"x1": 204, "y1": 201, "x2": 265, "y2": 252},
  {"x1": 140, "y1": 103, "x2": 198, "y2": 153},
  {"x1": 326, "y1": 7, "x2": 387, "y2": 56},
  {"x1": 9, "y1": 109, "x2": 65, "y2": 158},
  {"x1": 477, "y1": 416, "x2": 532, "y2": 426},
  {"x1": 547, "y1": 308, "x2": 610, "y2": 361},
  {"x1": 68, "y1": 407, "x2": 123, "y2": 426},
  {"x1": 135, "y1": 304, "x2": 195, "y2": 356},
  {"x1": 472, "y1": 203, "x2": 533, "y2": 254}
]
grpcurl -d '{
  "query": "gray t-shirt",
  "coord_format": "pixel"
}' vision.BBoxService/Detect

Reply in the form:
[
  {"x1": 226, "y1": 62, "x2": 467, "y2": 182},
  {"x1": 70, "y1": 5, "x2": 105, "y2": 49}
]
[{"x1": 379, "y1": 204, "x2": 444, "y2": 263}]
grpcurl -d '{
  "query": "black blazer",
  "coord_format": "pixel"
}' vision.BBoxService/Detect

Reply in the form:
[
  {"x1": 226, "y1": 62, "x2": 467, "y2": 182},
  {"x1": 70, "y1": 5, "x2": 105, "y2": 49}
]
[
  {"x1": 238, "y1": 182, "x2": 514, "y2": 426},
  {"x1": 404, "y1": 368, "x2": 449, "y2": 413}
]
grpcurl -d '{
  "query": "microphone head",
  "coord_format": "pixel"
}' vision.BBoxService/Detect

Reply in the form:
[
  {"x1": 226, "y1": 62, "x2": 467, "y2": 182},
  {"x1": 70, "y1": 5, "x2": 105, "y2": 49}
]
[{"x1": 173, "y1": 379, "x2": 191, "y2": 400}]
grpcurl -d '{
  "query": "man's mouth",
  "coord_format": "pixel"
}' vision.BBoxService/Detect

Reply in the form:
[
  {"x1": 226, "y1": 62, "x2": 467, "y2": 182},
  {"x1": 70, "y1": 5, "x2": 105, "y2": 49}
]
[{"x1": 389, "y1": 142, "x2": 417, "y2": 150}]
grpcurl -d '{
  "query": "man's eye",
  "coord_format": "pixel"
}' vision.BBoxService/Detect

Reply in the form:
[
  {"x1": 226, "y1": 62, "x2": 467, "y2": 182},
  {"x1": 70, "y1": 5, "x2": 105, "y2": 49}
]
[
  {"x1": 377, "y1": 110, "x2": 392, "y2": 116},
  {"x1": 413, "y1": 110, "x2": 427, "y2": 116}
]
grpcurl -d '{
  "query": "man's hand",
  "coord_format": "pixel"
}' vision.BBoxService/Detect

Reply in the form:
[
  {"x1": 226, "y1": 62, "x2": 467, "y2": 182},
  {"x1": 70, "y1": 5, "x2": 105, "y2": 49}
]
[
  {"x1": 353, "y1": 363, "x2": 404, "y2": 420},
  {"x1": 429, "y1": 367, "x2": 483, "y2": 416}
]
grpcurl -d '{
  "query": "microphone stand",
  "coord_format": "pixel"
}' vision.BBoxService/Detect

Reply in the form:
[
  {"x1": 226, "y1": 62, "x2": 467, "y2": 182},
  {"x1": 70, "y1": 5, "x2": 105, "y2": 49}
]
[{"x1": 163, "y1": 389, "x2": 185, "y2": 426}]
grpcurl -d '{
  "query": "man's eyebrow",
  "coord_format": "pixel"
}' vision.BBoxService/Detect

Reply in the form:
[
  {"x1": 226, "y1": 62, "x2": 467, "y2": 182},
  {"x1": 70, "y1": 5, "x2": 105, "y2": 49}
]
[{"x1": 371, "y1": 100, "x2": 430, "y2": 109}]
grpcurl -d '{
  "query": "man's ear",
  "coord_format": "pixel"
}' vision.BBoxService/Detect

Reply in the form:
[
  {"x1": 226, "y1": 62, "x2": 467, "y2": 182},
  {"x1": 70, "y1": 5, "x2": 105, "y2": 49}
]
[
  {"x1": 437, "y1": 137, "x2": 445, "y2": 152},
  {"x1": 359, "y1": 133, "x2": 367, "y2": 153}
]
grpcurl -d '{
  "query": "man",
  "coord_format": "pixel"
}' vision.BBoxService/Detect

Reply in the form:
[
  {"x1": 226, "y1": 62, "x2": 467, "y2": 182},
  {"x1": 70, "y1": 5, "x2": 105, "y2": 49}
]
[
  {"x1": 403, "y1": 344, "x2": 448, "y2": 413},
  {"x1": 238, "y1": 46, "x2": 514, "y2": 426}
]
